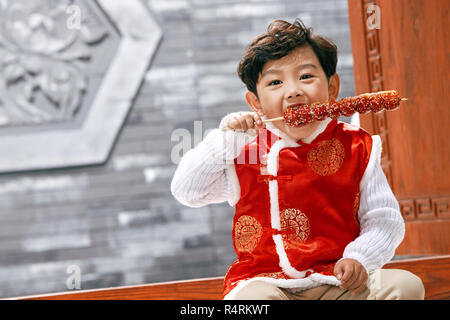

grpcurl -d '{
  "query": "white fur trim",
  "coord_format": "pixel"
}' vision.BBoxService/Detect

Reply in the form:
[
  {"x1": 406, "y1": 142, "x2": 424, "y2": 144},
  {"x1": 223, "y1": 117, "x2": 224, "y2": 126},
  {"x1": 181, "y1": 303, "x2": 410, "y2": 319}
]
[
  {"x1": 273, "y1": 235, "x2": 313, "y2": 278},
  {"x1": 306, "y1": 273, "x2": 341, "y2": 286},
  {"x1": 266, "y1": 140, "x2": 281, "y2": 176},
  {"x1": 266, "y1": 139, "x2": 299, "y2": 230},
  {"x1": 268, "y1": 181, "x2": 281, "y2": 230},
  {"x1": 360, "y1": 135, "x2": 382, "y2": 190},
  {"x1": 263, "y1": 115, "x2": 332, "y2": 145},
  {"x1": 262, "y1": 116, "x2": 298, "y2": 143},
  {"x1": 265, "y1": 139, "x2": 300, "y2": 176},
  {"x1": 223, "y1": 273, "x2": 341, "y2": 299},
  {"x1": 265, "y1": 138, "x2": 319, "y2": 281},
  {"x1": 301, "y1": 118, "x2": 332, "y2": 144},
  {"x1": 226, "y1": 164, "x2": 240, "y2": 207},
  {"x1": 351, "y1": 113, "x2": 361, "y2": 127}
]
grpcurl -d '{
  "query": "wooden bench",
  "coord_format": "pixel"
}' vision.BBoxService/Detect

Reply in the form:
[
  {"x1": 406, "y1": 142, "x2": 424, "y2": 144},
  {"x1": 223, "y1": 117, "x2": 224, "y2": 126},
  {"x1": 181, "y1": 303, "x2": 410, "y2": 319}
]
[{"x1": 13, "y1": 255, "x2": 450, "y2": 300}]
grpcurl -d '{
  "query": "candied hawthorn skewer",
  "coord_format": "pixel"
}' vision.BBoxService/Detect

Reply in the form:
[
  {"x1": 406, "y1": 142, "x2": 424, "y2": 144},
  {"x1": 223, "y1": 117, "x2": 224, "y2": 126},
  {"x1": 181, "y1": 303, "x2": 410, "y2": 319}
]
[{"x1": 268, "y1": 90, "x2": 407, "y2": 127}]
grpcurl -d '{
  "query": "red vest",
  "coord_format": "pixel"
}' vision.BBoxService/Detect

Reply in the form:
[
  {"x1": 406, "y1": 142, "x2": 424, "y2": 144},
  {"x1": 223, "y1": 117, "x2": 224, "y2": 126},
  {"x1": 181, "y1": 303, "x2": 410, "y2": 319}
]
[{"x1": 223, "y1": 120, "x2": 373, "y2": 297}]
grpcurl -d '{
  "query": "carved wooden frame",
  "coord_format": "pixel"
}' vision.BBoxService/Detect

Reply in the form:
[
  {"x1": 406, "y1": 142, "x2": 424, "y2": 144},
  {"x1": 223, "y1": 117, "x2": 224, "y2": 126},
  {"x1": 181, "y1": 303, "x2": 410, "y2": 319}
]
[
  {"x1": 361, "y1": 0, "x2": 393, "y2": 188},
  {"x1": 0, "y1": 0, "x2": 162, "y2": 173}
]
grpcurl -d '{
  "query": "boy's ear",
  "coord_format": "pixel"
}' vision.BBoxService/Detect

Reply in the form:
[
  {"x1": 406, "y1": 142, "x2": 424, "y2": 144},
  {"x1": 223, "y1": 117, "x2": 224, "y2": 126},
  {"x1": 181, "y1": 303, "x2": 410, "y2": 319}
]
[
  {"x1": 328, "y1": 73, "x2": 340, "y2": 101},
  {"x1": 245, "y1": 91, "x2": 263, "y2": 114}
]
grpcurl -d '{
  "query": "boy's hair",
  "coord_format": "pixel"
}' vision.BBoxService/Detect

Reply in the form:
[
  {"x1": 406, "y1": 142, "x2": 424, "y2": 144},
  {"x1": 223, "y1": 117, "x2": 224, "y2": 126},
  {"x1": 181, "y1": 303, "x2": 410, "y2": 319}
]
[{"x1": 237, "y1": 18, "x2": 338, "y2": 96}]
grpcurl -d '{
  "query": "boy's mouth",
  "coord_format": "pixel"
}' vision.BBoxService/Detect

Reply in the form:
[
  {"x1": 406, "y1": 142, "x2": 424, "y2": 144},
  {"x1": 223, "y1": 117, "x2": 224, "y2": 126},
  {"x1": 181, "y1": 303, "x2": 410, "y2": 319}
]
[
  {"x1": 285, "y1": 102, "x2": 307, "y2": 110},
  {"x1": 288, "y1": 103, "x2": 305, "y2": 108}
]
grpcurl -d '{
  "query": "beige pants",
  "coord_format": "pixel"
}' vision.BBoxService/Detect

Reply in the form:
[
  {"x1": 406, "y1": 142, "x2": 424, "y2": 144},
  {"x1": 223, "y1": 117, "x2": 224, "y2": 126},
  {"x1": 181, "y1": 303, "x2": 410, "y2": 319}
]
[{"x1": 231, "y1": 269, "x2": 425, "y2": 300}]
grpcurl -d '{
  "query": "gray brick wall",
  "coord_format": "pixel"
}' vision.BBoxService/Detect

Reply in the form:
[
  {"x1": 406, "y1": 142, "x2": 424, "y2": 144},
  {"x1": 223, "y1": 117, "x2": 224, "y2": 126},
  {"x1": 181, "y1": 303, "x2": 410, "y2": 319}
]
[{"x1": 0, "y1": 0, "x2": 355, "y2": 298}]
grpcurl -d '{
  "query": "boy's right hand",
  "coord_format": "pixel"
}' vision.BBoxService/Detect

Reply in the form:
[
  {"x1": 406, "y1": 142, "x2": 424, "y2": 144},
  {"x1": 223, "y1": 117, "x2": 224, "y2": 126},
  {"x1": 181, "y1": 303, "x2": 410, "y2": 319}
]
[{"x1": 226, "y1": 111, "x2": 265, "y2": 132}]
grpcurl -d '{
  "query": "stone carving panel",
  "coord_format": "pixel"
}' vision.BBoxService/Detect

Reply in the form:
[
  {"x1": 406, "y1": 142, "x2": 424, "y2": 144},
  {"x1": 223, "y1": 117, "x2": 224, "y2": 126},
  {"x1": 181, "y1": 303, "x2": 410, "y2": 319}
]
[
  {"x1": 0, "y1": 0, "x2": 162, "y2": 173},
  {"x1": 0, "y1": 0, "x2": 115, "y2": 126}
]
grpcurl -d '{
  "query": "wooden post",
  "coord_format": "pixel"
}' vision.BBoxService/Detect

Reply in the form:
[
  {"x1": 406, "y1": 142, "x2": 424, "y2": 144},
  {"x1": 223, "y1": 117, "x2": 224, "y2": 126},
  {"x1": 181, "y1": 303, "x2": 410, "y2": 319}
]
[{"x1": 347, "y1": 0, "x2": 450, "y2": 255}]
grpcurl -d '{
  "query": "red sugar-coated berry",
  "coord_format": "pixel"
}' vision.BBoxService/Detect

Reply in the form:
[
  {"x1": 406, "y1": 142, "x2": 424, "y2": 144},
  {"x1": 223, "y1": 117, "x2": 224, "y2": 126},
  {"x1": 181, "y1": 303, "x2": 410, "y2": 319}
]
[
  {"x1": 328, "y1": 101, "x2": 341, "y2": 119},
  {"x1": 339, "y1": 97, "x2": 354, "y2": 117},
  {"x1": 284, "y1": 108, "x2": 299, "y2": 126},
  {"x1": 384, "y1": 91, "x2": 401, "y2": 110},
  {"x1": 354, "y1": 95, "x2": 371, "y2": 114},
  {"x1": 312, "y1": 104, "x2": 328, "y2": 121},
  {"x1": 284, "y1": 105, "x2": 302, "y2": 126},
  {"x1": 298, "y1": 106, "x2": 314, "y2": 125},
  {"x1": 283, "y1": 90, "x2": 403, "y2": 127},
  {"x1": 370, "y1": 95, "x2": 385, "y2": 113}
]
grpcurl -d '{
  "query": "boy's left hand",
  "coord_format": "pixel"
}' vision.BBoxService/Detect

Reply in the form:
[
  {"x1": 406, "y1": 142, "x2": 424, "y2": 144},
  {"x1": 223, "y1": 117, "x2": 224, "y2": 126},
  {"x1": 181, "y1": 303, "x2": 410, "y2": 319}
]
[{"x1": 334, "y1": 258, "x2": 368, "y2": 295}]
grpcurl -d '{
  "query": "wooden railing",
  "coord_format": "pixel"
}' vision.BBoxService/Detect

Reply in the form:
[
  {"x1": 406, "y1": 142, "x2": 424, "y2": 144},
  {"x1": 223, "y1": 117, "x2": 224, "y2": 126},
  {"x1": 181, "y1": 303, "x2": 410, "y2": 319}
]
[{"x1": 11, "y1": 255, "x2": 450, "y2": 300}]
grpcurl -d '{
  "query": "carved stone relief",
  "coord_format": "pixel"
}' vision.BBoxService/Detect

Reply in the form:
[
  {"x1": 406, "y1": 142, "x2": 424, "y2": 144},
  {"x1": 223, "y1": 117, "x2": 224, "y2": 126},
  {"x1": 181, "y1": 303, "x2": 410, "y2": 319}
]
[{"x1": 0, "y1": 0, "x2": 162, "y2": 172}]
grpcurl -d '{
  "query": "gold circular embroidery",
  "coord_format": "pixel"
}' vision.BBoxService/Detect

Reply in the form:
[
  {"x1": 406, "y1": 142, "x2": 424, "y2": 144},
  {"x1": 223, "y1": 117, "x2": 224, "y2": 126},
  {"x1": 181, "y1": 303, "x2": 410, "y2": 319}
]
[
  {"x1": 307, "y1": 138, "x2": 345, "y2": 176},
  {"x1": 234, "y1": 215, "x2": 263, "y2": 253},
  {"x1": 280, "y1": 208, "x2": 310, "y2": 249}
]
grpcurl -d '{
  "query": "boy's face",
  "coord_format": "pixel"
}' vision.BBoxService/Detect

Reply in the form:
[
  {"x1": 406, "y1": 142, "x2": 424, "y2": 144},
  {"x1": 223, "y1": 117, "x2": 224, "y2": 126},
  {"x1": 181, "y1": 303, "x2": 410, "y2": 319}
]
[{"x1": 245, "y1": 44, "x2": 340, "y2": 141}]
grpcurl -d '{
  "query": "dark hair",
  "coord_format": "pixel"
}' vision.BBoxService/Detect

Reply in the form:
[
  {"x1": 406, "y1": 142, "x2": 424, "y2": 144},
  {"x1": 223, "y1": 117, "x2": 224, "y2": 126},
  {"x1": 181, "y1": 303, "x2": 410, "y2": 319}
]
[{"x1": 237, "y1": 18, "x2": 338, "y2": 96}]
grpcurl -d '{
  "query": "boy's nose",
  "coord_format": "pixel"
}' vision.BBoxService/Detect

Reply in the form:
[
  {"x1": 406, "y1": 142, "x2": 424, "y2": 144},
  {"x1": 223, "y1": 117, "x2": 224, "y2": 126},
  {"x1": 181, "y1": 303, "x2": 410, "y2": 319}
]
[
  {"x1": 286, "y1": 83, "x2": 304, "y2": 100},
  {"x1": 288, "y1": 92, "x2": 302, "y2": 99},
  {"x1": 286, "y1": 89, "x2": 304, "y2": 101}
]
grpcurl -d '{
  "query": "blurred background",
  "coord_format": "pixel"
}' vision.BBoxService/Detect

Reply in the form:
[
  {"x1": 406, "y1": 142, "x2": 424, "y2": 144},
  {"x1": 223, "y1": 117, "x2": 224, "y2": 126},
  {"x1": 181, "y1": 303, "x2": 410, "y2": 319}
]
[{"x1": 0, "y1": 0, "x2": 357, "y2": 298}]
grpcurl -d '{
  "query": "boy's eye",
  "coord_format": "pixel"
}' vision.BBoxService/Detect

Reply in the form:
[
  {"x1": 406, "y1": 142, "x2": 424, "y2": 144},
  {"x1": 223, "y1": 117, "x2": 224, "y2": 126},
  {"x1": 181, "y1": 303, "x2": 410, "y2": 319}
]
[
  {"x1": 268, "y1": 80, "x2": 282, "y2": 86},
  {"x1": 300, "y1": 74, "x2": 313, "y2": 80}
]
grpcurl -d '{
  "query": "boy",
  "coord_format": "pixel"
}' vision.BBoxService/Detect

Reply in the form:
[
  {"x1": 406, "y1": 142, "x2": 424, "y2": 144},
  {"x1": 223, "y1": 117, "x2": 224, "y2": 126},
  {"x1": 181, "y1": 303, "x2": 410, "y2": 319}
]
[{"x1": 171, "y1": 19, "x2": 424, "y2": 300}]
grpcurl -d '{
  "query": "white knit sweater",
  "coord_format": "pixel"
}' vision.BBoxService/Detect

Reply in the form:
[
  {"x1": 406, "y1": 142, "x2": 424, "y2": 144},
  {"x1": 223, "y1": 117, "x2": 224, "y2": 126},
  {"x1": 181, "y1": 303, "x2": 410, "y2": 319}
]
[{"x1": 171, "y1": 112, "x2": 405, "y2": 294}]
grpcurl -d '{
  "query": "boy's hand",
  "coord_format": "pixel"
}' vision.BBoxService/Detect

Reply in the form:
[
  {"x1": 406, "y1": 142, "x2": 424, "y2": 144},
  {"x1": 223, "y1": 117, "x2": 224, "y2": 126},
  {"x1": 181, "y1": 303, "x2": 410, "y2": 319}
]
[
  {"x1": 334, "y1": 258, "x2": 368, "y2": 295},
  {"x1": 226, "y1": 112, "x2": 265, "y2": 132}
]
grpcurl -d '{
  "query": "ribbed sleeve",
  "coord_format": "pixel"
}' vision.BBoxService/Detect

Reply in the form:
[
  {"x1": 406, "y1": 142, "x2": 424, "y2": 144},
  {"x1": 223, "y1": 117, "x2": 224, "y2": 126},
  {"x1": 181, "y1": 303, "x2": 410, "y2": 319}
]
[
  {"x1": 341, "y1": 160, "x2": 405, "y2": 272},
  {"x1": 170, "y1": 113, "x2": 256, "y2": 208}
]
